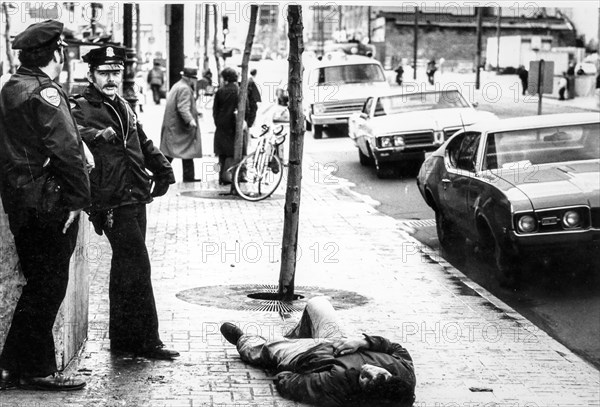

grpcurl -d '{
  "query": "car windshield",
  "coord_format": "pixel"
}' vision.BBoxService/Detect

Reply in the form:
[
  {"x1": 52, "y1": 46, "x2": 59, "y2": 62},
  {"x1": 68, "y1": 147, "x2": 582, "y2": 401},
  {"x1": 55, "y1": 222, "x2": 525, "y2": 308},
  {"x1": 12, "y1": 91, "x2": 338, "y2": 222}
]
[
  {"x1": 318, "y1": 64, "x2": 385, "y2": 84},
  {"x1": 374, "y1": 90, "x2": 469, "y2": 116},
  {"x1": 483, "y1": 123, "x2": 600, "y2": 170}
]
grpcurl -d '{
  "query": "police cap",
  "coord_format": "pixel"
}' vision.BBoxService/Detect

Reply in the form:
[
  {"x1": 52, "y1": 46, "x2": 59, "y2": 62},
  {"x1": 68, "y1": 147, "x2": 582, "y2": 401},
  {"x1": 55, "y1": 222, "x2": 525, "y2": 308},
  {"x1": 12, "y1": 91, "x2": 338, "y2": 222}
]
[
  {"x1": 82, "y1": 46, "x2": 126, "y2": 71},
  {"x1": 12, "y1": 20, "x2": 68, "y2": 50}
]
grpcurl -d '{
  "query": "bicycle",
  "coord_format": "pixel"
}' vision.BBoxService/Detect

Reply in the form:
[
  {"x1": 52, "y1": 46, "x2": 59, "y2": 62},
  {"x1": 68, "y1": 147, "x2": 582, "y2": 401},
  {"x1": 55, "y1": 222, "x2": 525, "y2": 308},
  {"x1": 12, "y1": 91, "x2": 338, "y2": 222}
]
[{"x1": 233, "y1": 124, "x2": 286, "y2": 201}]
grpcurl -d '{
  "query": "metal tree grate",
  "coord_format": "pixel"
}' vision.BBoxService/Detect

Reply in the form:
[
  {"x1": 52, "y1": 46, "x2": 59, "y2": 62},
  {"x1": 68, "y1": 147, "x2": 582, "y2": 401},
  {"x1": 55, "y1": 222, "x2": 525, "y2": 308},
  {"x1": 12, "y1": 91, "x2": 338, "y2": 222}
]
[{"x1": 176, "y1": 284, "x2": 369, "y2": 313}]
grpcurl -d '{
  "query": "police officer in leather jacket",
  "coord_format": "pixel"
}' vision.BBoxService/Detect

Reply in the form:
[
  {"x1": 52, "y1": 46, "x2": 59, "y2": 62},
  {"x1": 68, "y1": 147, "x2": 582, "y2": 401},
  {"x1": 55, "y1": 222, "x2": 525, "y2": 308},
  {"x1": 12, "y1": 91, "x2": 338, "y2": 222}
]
[
  {"x1": 0, "y1": 20, "x2": 90, "y2": 391},
  {"x1": 71, "y1": 45, "x2": 179, "y2": 361}
]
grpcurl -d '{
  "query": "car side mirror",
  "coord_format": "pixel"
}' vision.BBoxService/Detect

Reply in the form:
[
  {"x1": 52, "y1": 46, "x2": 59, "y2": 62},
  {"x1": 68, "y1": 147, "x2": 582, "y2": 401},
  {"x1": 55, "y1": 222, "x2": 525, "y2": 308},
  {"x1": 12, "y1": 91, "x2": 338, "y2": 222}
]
[{"x1": 359, "y1": 112, "x2": 368, "y2": 120}]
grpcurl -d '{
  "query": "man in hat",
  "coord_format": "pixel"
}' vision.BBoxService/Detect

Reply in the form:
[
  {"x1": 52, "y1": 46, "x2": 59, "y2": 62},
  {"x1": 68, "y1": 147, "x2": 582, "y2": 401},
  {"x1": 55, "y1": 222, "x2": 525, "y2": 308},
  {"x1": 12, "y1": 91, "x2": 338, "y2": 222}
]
[
  {"x1": 0, "y1": 20, "x2": 91, "y2": 391},
  {"x1": 160, "y1": 67, "x2": 203, "y2": 182},
  {"x1": 71, "y1": 45, "x2": 179, "y2": 360}
]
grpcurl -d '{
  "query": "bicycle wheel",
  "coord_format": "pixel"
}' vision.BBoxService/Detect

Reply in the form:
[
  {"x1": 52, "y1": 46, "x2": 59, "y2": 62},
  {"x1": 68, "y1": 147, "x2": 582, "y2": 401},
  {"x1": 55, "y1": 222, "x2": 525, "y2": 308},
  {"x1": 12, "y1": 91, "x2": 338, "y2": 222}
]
[{"x1": 234, "y1": 152, "x2": 284, "y2": 201}]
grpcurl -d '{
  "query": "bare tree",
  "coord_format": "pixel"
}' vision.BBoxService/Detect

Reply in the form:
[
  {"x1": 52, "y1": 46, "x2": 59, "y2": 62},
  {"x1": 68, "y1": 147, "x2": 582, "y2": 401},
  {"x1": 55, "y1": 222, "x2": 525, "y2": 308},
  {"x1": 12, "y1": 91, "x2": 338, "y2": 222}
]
[
  {"x1": 2, "y1": 3, "x2": 16, "y2": 74},
  {"x1": 278, "y1": 5, "x2": 305, "y2": 301},
  {"x1": 231, "y1": 5, "x2": 259, "y2": 194}
]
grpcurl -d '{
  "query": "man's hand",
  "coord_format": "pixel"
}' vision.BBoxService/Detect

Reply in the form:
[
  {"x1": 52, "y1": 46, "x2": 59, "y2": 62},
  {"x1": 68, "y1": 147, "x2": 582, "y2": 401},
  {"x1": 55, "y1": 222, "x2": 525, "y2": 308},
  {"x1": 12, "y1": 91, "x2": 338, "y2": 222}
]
[
  {"x1": 275, "y1": 371, "x2": 293, "y2": 382},
  {"x1": 63, "y1": 209, "x2": 82, "y2": 234},
  {"x1": 332, "y1": 337, "x2": 369, "y2": 357},
  {"x1": 189, "y1": 120, "x2": 197, "y2": 129},
  {"x1": 151, "y1": 178, "x2": 170, "y2": 197},
  {"x1": 95, "y1": 127, "x2": 117, "y2": 144}
]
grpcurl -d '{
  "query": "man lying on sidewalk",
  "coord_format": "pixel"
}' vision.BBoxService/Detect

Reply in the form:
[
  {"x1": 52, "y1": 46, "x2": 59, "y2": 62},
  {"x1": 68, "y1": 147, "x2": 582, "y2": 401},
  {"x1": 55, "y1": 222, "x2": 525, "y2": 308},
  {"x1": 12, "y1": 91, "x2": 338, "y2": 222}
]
[{"x1": 220, "y1": 297, "x2": 416, "y2": 406}]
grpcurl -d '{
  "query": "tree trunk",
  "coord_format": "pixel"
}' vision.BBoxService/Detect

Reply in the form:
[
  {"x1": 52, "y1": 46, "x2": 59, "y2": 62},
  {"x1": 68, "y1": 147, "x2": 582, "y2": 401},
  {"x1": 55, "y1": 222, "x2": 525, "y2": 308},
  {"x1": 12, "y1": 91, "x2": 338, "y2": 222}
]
[
  {"x1": 213, "y1": 4, "x2": 221, "y2": 85},
  {"x1": 2, "y1": 3, "x2": 16, "y2": 74},
  {"x1": 278, "y1": 5, "x2": 305, "y2": 301},
  {"x1": 231, "y1": 5, "x2": 258, "y2": 194}
]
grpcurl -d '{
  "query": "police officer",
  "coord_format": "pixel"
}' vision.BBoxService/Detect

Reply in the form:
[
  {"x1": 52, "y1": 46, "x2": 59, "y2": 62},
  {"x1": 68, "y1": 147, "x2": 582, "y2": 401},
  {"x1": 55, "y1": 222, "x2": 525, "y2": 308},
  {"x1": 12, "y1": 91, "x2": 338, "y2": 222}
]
[
  {"x1": 0, "y1": 20, "x2": 90, "y2": 391},
  {"x1": 71, "y1": 46, "x2": 179, "y2": 360}
]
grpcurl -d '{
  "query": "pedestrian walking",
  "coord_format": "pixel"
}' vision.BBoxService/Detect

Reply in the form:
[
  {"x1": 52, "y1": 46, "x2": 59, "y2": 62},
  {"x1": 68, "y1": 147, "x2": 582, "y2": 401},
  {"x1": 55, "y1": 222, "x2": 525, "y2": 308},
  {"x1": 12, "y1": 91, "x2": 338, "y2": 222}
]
[
  {"x1": 147, "y1": 61, "x2": 164, "y2": 105},
  {"x1": 426, "y1": 58, "x2": 437, "y2": 85},
  {"x1": 245, "y1": 68, "x2": 262, "y2": 128},
  {"x1": 197, "y1": 68, "x2": 214, "y2": 96},
  {"x1": 220, "y1": 296, "x2": 416, "y2": 407},
  {"x1": 558, "y1": 72, "x2": 568, "y2": 100},
  {"x1": 517, "y1": 65, "x2": 529, "y2": 95},
  {"x1": 71, "y1": 45, "x2": 179, "y2": 361},
  {"x1": 0, "y1": 20, "x2": 91, "y2": 391},
  {"x1": 213, "y1": 67, "x2": 240, "y2": 185},
  {"x1": 160, "y1": 67, "x2": 203, "y2": 182},
  {"x1": 394, "y1": 63, "x2": 404, "y2": 85}
]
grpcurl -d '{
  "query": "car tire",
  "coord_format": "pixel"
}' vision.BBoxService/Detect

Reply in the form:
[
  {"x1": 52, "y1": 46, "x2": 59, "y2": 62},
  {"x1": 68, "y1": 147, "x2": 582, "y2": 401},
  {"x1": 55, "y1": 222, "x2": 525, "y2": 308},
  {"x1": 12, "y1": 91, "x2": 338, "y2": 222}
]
[
  {"x1": 435, "y1": 210, "x2": 464, "y2": 255},
  {"x1": 375, "y1": 162, "x2": 394, "y2": 178},
  {"x1": 313, "y1": 124, "x2": 323, "y2": 139},
  {"x1": 305, "y1": 120, "x2": 312, "y2": 131},
  {"x1": 493, "y1": 236, "x2": 520, "y2": 289},
  {"x1": 358, "y1": 149, "x2": 373, "y2": 166}
]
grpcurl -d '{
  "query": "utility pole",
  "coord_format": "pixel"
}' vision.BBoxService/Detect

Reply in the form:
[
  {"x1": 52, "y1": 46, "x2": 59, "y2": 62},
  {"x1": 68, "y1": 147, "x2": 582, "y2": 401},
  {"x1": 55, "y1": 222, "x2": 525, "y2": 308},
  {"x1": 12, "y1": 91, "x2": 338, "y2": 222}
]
[
  {"x1": 203, "y1": 4, "x2": 210, "y2": 73},
  {"x1": 123, "y1": 4, "x2": 138, "y2": 111},
  {"x1": 1, "y1": 3, "x2": 16, "y2": 74},
  {"x1": 496, "y1": 7, "x2": 501, "y2": 72},
  {"x1": 367, "y1": 6, "x2": 372, "y2": 44},
  {"x1": 212, "y1": 4, "x2": 221, "y2": 83},
  {"x1": 475, "y1": 7, "x2": 483, "y2": 89},
  {"x1": 195, "y1": 4, "x2": 202, "y2": 68},
  {"x1": 166, "y1": 4, "x2": 184, "y2": 91},
  {"x1": 413, "y1": 7, "x2": 418, "y2": 80},
  {"x1": 135, "y1": 4, "x2": 141, "y2": 65}
]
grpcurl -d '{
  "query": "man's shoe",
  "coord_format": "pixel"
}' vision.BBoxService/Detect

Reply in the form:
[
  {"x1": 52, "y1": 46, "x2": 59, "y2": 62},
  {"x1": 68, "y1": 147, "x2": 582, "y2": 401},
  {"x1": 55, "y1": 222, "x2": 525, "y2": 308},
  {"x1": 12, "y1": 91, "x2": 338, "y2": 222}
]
[
  {"x1": 0, "y1": 369, "x2": 18, "y2": 390},
  {"x1": 183, "y1": 178, "x2": 202, "y2": 183},
  {"x1": 137, "y1": 344, "x2": 180, "y2": 360},
  {"x1": 19, "y1": 373, "x2": 86, "y2": 391},
  {"x1": 220, "y1": 322, "x2": 244, "y2": 345}
]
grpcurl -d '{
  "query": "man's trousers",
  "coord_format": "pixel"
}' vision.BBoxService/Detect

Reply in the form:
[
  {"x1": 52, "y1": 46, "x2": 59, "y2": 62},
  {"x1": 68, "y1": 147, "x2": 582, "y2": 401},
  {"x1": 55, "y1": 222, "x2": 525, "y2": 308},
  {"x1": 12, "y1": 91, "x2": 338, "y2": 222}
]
[
  {"x1": 0, "y1": 211, "x2": 78, "y2": 377},
  {"x1": 103, "y1": 204, "x2": 162, "y2": 352}
]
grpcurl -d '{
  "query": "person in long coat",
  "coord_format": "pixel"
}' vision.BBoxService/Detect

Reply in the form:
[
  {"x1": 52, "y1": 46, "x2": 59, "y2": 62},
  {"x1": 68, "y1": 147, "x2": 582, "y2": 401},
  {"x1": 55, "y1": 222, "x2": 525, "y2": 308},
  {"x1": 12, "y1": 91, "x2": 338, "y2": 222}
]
[
  {"x1": 160, "y1": 67, "x2": 203, "y2": 182},
  {"x1": 213, "y1": 67, "x2": 239, "y2": 185}
]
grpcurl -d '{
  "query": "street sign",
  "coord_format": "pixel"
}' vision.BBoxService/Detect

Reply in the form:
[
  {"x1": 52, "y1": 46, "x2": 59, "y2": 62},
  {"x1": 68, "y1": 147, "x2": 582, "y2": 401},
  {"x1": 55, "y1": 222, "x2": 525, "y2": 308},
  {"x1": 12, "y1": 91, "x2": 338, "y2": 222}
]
[{"x1": 528, "y1": 60, "x2": 554, "y2": 94}]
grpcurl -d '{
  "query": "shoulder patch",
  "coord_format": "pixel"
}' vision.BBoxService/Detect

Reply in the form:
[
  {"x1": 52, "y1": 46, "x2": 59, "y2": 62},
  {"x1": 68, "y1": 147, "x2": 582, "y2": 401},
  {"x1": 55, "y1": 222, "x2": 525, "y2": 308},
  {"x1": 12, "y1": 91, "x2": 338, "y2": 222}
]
[{"x1": 40, "y1": 87, "x2": 61, "y2": 107}]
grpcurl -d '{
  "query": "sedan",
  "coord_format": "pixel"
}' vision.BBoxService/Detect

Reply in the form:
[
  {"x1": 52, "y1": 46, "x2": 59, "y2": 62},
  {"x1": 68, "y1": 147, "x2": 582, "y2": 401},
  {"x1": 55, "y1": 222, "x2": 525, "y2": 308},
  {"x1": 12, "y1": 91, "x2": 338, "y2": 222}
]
[
  {"x1": 348, "y1": 89, "x2": 497, "y2": 177},
  {"x1": 417, "y1": 112, "x2": 600, "y2": 284}
]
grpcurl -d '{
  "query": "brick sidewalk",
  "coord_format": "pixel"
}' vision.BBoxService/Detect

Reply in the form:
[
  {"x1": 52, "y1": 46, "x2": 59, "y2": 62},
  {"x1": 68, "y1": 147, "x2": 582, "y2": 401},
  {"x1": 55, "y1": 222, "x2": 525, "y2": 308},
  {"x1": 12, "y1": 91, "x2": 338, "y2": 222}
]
[{"x1": 1, "y1": 102, "x2": 598, "y2": 407}]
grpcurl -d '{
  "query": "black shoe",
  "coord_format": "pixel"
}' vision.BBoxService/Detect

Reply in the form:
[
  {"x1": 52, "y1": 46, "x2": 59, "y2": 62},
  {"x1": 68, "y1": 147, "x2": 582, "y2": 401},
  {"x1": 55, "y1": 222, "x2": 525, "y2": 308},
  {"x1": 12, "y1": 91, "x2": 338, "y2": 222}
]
[
  {"x1": 183, "y1": 178, "x2": 202, "y2": 183},
  {"x1": 220, "y1": 322, "x2": 244, "y2": 345},
  {"x1": 19, "y1": 373, "x2": 86, "y2": 391},
  {"x1": 137, "y1": 344, "x2": 180, "y2": 360},
  {"x1": 0, "y1": 369, "x2": 18, "y2": 390}
]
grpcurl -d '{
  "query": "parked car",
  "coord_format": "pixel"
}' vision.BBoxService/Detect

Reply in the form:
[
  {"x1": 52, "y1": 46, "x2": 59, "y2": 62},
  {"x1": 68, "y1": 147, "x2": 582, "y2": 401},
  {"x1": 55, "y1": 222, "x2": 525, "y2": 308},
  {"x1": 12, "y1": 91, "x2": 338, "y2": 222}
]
[
  {"x1": 348, "y1": 89, "x2": 497, "y2": 177},
  {"x1": 304, "y1": 53, "x2": 389, "y2": 139},
  {"x1": 416, "y1": 112, "x2": 600, "y2": 284}
]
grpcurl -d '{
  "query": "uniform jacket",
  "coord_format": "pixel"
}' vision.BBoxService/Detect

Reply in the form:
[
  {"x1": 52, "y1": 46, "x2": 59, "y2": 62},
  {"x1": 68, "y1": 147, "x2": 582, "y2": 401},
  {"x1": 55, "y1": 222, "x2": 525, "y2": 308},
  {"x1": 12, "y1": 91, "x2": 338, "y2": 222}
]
[
  {"x1": 213, "y1": 82, "x2": 239, "y2": 157},
  {"x1": 71, "y1": 84, "x2": 174, "y2": 212},
  {"x1": 276, "y1": 334, "x2": 416, "y2": 407},
  {"x1": 0, "y1": 66, "x2": 91, "y2": 214},
  {"x1": 160, "y1": 78, "x2": 202, "y2": 159}
]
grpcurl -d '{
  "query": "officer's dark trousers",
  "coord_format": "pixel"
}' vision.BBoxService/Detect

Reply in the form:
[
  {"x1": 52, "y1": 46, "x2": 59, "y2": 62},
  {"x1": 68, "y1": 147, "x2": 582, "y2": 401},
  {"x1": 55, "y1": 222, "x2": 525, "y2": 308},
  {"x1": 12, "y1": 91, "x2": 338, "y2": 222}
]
[
  {"x1": 103, "y1": 204, "x2": 161, "y2": 352},
  {"x1": 0, "y1": 212, "x2": 78, "y2": 378}
]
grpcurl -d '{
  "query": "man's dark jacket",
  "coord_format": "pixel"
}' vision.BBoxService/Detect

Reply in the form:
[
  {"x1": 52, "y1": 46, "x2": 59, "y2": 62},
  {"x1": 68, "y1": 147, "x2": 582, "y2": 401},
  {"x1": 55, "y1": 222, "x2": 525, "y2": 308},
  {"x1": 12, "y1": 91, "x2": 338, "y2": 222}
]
[
  {"x1": 212, "y1": 82, "x2": 239, "y2": 157},
  {"x1": 276, "y1": 334, "x2": 416, "y2": 407},
  {"x1": 71, "y1": 84, "x2": 174, "y2": 211},
  {"x1": 0, "y1": 66, "x2": 90, "y2": 216}
]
